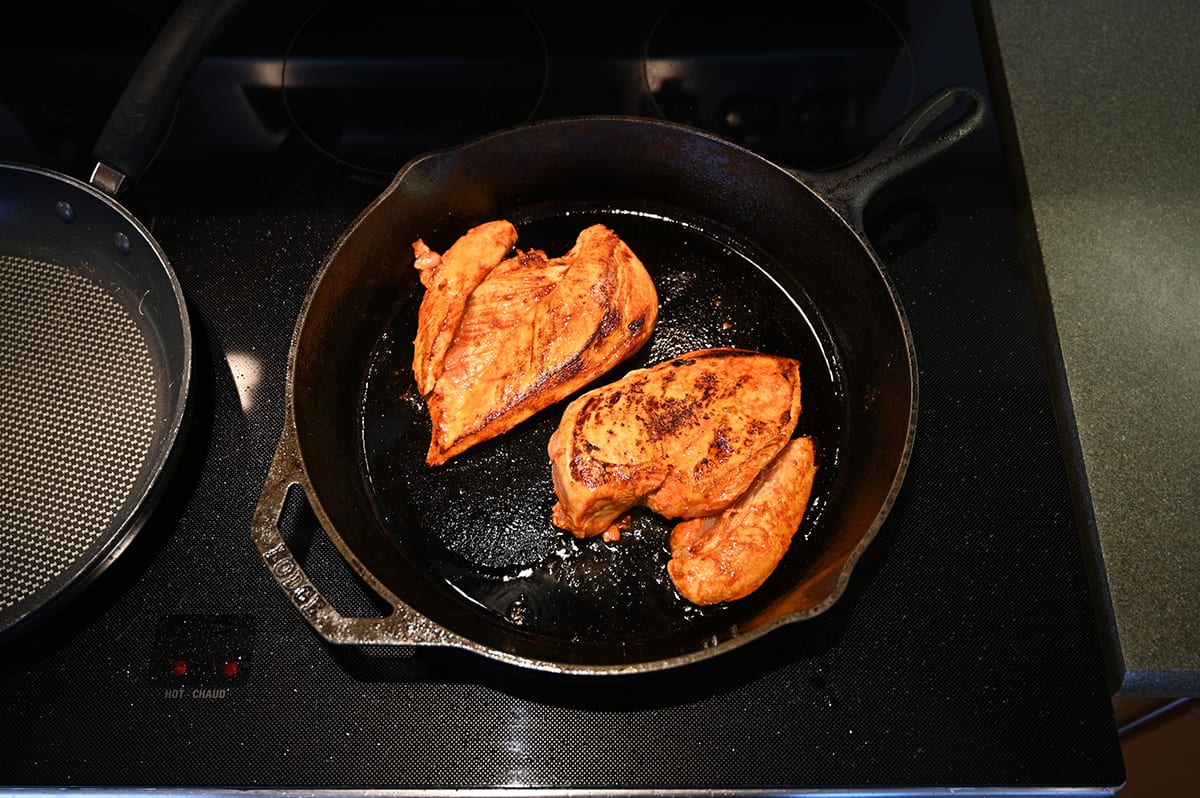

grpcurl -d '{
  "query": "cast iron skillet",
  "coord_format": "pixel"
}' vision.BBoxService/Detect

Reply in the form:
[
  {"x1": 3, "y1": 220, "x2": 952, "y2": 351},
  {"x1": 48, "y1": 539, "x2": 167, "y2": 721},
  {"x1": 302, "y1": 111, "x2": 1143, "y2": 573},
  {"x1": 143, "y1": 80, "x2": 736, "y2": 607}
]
[
  {"x1": 0, "y1": 0, "x2": 245, "y2": 640},
  {"x1": 252, "y1": 87, "x2": 985, "y2": 675}
]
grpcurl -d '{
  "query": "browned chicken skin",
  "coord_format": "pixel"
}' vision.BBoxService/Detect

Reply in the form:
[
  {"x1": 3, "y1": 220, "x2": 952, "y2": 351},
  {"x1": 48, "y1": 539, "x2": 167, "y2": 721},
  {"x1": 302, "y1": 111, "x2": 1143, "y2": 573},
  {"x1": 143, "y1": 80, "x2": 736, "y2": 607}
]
[
  {"x1": 548, "y1": 348, "x2": 803, "y2": 538},
  {"x1": 412, "y1": 221, "x2": 658, "y2": 466},
  {"x1": 667, "y1": 436, "x2": 818, "y2": 605}
]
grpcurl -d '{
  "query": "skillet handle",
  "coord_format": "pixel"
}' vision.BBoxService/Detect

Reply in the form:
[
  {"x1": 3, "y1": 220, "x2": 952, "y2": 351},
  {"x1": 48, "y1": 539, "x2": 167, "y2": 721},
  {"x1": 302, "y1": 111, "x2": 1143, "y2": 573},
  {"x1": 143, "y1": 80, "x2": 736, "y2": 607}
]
[
  {"x1": 804, "y1": 86, "x2": 987, "y2": 231},
  {"x1": 250, "y1": 419, "x2": 449, "y2": 646},
  {"x1": 90, "y1": 0, "x2": 250, "y2": 194}
]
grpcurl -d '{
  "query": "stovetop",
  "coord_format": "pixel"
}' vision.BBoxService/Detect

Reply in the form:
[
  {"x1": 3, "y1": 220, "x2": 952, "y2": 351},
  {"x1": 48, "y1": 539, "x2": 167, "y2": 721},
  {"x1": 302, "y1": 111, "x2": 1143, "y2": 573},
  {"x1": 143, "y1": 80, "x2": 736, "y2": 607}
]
[{"x1": 0, "y1": 0, "x2": 1123, "y2": 793}]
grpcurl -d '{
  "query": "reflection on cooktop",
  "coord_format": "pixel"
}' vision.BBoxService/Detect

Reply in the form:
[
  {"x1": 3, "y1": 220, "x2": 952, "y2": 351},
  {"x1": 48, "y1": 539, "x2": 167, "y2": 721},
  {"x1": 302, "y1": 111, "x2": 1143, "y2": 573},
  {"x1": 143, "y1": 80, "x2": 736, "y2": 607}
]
[
  {"x1": 0, "y1": 0, "x2": 917, "y2": 177},
  {"x1": 281, "y1": 0, "x2": 549, "y2": 175},
  {"x1": 644, "y1": 0, "x2": 915, "y2": 168}
]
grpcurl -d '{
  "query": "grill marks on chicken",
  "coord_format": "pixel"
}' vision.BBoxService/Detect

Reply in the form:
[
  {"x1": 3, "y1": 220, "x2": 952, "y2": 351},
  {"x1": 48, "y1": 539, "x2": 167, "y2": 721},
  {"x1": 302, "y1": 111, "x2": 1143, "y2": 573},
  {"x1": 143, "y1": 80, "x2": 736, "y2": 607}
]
[
  {"x1": 412, "y1": 221, "x2": 658, "y2": 466},
  {"x1": 548, "y1": 348, "x2": 806, "y2": 532}
]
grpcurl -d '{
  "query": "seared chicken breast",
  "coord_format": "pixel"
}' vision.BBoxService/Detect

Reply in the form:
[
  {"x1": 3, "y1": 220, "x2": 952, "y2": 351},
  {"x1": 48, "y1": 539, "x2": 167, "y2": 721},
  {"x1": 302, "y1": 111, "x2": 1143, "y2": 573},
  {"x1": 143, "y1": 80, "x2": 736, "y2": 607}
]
[
  {"x1": 412, "y1": 222, "x2": 658, "y2": 466},
  {"x1": 548, "y1": 348, "x2": 803, "y2": 538},
  {"x1": 667, "y1": 436, "x2": 817, "y2": 605},
  {"x1": 412, "y1": 220, "x2": 518, "y2": 398}
]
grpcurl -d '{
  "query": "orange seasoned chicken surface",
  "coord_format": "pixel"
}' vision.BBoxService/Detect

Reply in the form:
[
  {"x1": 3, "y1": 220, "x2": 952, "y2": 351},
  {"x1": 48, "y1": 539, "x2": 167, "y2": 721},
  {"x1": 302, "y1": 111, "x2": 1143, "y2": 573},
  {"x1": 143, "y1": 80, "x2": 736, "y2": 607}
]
[
  {"x1": 411, "y1": 220, "x2": 517, "y2": 398},
  {"x1": 412, "y1": 221, "x2": 658, "y2": 466},
  {"x1": 667, "y1": 436, "x2": 818, "y2": 605},
  {"x1": 548, "y1": 348, "x2": 803, "y2": 538}
]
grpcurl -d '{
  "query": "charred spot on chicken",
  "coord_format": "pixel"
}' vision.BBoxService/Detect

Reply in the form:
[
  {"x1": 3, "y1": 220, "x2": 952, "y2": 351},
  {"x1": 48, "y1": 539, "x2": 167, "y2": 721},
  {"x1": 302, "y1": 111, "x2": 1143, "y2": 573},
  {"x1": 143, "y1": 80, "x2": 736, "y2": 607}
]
[{"x1": 547, "y1": 348, "x2": 818, "y2": 605}]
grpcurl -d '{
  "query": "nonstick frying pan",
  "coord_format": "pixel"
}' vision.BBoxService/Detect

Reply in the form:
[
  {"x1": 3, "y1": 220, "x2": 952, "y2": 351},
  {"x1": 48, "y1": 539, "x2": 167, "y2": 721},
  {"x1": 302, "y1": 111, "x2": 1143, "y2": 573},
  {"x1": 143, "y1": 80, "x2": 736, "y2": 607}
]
[
  {"x1": 0, "y1": 0, "x2": 245, "y2": 639},
  {"x1": 252, "y1": 87, "x2": 985, "y2": 675}
]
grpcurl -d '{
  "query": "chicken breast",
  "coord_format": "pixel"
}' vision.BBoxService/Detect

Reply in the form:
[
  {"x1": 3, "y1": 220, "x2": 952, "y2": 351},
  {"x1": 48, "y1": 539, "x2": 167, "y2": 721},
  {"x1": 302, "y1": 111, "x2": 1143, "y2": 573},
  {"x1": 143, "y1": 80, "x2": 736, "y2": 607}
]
[
  {"x1": 412, "y1": 220, "x2": 518, "y2": 398},
  {"x1": 667, "y1": 436, "x2": 818, "y2": 605},
  {"x1": 413, "y1": 222, "x2": 658, "y2": 466},
  {"x1": 548, "y1": 348, "x2": 803, "y2": 537}
]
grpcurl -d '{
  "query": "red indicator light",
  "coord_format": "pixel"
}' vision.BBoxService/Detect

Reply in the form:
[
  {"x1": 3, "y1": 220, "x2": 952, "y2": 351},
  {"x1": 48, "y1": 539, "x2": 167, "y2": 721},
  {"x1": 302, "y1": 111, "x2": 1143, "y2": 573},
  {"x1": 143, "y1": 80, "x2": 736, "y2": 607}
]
[
  {"x1": 169, "y1": 658, "x2": 188, "y2": 677},
  {"x1": 221, "y1": 658, "x2": 240, "y2": 679}
]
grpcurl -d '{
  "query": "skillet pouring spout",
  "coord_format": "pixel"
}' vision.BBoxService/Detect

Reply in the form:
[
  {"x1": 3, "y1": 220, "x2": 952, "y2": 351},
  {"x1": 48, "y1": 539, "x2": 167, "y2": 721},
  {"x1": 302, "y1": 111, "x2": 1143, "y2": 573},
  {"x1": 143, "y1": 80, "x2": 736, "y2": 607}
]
[{"x1": 252, "y1": 87, "x2": 987, "y2": 675}]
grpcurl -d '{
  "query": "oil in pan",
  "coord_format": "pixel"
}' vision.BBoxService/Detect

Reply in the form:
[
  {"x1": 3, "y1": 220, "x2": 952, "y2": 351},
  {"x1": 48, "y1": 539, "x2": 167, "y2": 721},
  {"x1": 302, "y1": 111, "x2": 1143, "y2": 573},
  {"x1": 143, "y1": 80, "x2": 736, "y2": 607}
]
[{"x1": 359, "y1": 206, "x2": 845, "y2": 643}]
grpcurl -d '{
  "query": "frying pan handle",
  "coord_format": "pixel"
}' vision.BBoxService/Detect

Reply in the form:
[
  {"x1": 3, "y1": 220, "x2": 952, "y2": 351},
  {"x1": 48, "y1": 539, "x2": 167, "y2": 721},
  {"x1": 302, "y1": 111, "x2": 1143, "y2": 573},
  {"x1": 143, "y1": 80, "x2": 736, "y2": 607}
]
[
  {"x1": 804, "y1": 86, "x2": 987, "y2": 231},
  {"x1": 250, "y1": 421, "x2": 449, "y2": 647},
  {"x1": 90, "y1": 0, "x2": 249, "y2": 194}
]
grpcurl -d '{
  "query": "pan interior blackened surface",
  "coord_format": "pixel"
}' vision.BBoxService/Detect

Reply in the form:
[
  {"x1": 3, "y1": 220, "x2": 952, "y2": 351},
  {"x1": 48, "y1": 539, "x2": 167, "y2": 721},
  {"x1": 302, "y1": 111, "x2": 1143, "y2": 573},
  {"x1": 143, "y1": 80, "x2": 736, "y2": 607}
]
[{"x1": 360, "y1": 207, "x2": 846, "y2": 649}]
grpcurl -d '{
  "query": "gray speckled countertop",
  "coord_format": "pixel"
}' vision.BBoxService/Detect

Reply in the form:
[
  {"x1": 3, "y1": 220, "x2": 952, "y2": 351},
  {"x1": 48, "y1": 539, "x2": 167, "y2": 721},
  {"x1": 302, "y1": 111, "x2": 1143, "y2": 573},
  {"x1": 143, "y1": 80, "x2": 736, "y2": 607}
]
[{"x1": 980, "y1": 1, "x2": 1200, "y2": 695}]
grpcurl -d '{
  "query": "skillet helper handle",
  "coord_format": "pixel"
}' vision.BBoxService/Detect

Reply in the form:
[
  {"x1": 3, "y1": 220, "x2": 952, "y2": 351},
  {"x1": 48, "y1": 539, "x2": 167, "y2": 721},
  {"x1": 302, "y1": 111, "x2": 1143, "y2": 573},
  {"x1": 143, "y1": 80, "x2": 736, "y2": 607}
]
[
  {"x1": 806, "y1": 86, "x2": 986, "y2": 230},
  {"x1": 90, "y1": 0, "x2": 249, "y2": 195},
  {"x1": 251, "y1": 421, "x2": 447, "y2": 646}
]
